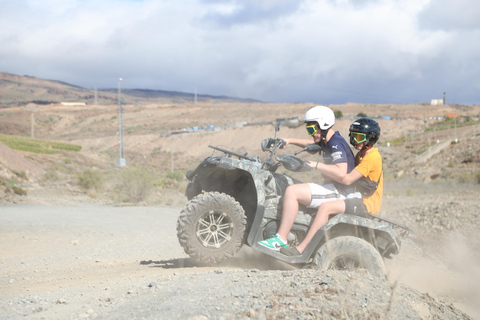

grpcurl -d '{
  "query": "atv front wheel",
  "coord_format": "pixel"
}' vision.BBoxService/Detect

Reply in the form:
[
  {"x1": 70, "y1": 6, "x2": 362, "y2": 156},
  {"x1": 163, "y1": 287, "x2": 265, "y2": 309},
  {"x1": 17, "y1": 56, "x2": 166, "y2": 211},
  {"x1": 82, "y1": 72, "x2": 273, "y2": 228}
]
[
  {"x1": 312, "y1": 236, "x2": 385, "y2": 277},
  {"x1": 176, "y1": 192, "x2": 246, "y2": 264}
]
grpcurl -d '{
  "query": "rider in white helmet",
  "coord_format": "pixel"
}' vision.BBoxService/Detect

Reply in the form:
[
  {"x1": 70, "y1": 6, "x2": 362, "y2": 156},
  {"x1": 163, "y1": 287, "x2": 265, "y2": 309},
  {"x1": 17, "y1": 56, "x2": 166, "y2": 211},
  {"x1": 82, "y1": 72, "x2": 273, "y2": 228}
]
[
  {"x1": 259, "y1": 105, "x2": 356, "y2": 252},
  {"x1": 303, "y1": 105, "x2": 336, "y2": 151},
  {"x1": 304, "y1": 105, "x2": 335, "y2": 131}
]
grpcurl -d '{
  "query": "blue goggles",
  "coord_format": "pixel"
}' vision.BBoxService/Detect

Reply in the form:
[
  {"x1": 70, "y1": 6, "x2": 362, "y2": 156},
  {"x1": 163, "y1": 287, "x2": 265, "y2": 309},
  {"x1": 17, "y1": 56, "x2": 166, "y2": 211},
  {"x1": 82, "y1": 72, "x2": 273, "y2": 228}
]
[{"x1": 306, "y1": 124, "x2": 320, "y2": 136}]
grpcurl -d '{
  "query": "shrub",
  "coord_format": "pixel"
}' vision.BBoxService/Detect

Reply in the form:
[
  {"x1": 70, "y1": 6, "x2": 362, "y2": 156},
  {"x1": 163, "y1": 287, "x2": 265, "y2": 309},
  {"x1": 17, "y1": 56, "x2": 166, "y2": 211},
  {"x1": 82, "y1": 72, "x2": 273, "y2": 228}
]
[
  {"x1": 0, "y1": 177, "x2": 27, "y2": 196},
  {"x1": 0, "y1": 134, "x2": 81, "y2": 154},
  {"x1": 155, "y1": 178, "x2": 183, "y2": 192},
  {"x1": 442, "y1": 170, "x2": 453, "y2": 179},
  {"x1": 43, "y1": 168, "x2": 59, "y2": 182},
  {"x1": 77, "y1": 169, "x2": 104, "y2": 191},
  {"x1": 458, "y1": 173, "x2": 469, "y2": 183},
  {"x1": 385, "y1": 136, "x2": 405, "y2": 146},
  {"x1": 357, "y1": 112, "x2": 367, "y2": 117},
  {"x1": 166, "y1": 171, "x2": 184, "y2": 181},
  {"x1": 334, "y1": 110, "x2": 343, "y2": 119},
  {"x1": 12, "y1": 186, "x2": 27, "y2": 196},
  {"x1": 113, "y1": 168, "x2": 156, "y2": 203},
  {"x1": 13, "y1": 171, "x2": 28, "y2": 180}
]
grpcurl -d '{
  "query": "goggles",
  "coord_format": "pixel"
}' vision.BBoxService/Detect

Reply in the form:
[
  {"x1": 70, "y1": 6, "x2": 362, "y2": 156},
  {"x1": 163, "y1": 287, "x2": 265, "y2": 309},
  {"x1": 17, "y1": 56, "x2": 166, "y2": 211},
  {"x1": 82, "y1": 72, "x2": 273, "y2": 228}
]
[
  {"x1": 306, "y1": 124, "x2": 320, "y2": 136},
  {"x1": 350, "y1": 131, "x2": 367, "y2": 144}
]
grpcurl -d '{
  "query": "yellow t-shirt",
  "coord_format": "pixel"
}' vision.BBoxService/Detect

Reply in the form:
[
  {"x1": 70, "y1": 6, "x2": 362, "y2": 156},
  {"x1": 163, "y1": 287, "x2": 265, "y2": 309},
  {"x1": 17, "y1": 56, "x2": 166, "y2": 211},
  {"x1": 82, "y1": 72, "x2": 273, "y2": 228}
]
[{"x1": 354, "y1": 148, "x2": 383, "y2": 215}]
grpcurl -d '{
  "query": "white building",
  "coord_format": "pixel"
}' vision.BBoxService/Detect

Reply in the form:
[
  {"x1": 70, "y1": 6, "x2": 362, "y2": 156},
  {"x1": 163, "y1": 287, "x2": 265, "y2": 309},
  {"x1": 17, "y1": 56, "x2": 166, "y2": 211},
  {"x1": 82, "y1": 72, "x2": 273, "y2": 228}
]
[
  {"x1": 431, "y1": 99, "x2": 444, "y2": 105},
  {"x1": 61, "y1": 102, "x2": 86, "y2": 106}
]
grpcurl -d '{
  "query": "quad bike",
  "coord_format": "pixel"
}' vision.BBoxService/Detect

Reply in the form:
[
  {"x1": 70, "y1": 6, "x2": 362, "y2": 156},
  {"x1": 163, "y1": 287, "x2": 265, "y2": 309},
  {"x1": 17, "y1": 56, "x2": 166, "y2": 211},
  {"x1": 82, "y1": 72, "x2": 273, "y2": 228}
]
[{"x1": 176, "y1": 122, "x2": 412, "y2": 277}]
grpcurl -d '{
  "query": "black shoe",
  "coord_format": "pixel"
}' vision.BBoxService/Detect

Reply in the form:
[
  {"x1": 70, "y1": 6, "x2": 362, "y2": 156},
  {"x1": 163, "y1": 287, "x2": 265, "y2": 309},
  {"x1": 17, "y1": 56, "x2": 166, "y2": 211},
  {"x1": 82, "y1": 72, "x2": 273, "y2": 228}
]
[{"x1": 280, "y1": 246, "x2": 301, "y2": 256}]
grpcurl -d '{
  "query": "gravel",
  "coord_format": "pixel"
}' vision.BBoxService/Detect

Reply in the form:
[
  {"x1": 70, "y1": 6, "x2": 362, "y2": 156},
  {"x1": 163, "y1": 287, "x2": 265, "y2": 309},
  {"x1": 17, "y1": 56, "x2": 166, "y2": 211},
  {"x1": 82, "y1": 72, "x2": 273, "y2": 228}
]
[
  {"x1": 89, "y1": 268, "x2": 471, "y2": 320},
  {"x1": 1, "y1": 266, "x2": 472, "y2": 320},
  {"x1": 1, "y1": 195, "x2": 479, "y2": 320}
]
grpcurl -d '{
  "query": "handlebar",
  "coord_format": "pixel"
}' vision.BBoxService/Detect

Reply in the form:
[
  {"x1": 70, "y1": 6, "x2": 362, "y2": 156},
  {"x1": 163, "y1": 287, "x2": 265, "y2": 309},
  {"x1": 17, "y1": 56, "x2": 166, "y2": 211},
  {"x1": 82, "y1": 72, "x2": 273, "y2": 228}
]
[
  {"x1": 207, "y1": 132, "x2": 321, "y2": 173},
  {"x1": 208, "y1": 145, "x2": 256, "y2": 162}
]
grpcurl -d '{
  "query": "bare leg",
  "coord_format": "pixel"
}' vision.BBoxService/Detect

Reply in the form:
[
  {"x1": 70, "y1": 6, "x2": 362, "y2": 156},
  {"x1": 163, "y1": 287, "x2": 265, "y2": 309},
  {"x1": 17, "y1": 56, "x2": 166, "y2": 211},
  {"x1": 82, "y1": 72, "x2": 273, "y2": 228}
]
[
  {"x1": 295, "y1": 200, "x2": 346, "y2": 254},
  {"x1": 276, "y1": 184, "x2": 312, "y2": 241}
]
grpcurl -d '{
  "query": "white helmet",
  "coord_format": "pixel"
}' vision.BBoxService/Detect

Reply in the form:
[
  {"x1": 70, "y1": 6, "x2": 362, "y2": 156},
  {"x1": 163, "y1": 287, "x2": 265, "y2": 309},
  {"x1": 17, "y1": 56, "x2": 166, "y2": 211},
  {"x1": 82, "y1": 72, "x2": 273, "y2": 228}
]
[{"x1": 304, "y1": 106, "x2": 335, "y2": 130}]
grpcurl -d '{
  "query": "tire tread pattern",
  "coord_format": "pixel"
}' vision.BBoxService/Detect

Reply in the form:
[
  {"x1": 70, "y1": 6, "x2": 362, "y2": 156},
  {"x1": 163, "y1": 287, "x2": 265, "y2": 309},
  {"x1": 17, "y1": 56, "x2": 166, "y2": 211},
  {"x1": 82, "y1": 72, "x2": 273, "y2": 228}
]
[
  {"x1": 176, "y1": 192, "x2": 246, "y2": 265},
  {"x1": 313, "y1": 236, "x2": 385, "y2": 278}
]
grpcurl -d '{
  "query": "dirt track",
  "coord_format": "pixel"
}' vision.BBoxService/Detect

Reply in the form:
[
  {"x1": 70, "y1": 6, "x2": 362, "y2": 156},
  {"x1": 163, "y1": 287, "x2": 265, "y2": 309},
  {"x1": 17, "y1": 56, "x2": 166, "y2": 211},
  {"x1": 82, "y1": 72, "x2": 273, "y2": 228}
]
[
  {"x1": 0, "y1": 205, "x2": 179, "y2": 318},
  {"x1": 0, "y1": 204, "x2": 290, "y2": 319},
  {"x1": 1, "y1": 199, "x2": 479, "y2": 319}
]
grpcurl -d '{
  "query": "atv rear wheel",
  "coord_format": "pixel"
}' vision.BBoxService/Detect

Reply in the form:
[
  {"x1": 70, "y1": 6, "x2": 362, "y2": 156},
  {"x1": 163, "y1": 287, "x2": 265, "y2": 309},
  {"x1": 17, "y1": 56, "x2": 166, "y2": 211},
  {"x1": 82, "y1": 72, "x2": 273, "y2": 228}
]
[
  {"x1": 312, "y1": 236, "x2": 385, "y2": 278},
  {"x1": 176, "y1": 192, "x2": 246, "y2": 265}
]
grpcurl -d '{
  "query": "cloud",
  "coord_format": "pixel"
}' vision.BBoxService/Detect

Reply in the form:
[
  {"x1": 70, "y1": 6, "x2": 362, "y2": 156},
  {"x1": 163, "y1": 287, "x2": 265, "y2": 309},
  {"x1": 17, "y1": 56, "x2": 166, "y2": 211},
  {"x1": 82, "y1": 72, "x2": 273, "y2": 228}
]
[
  {"x1": 0, "y1": 0, "x2": 479, "y2": 104},
  {"x1": 200, "y1": 0, "x2": 306, "y2": 27},
  {"x1": 418, "y1": 0, "x2": 480, "y2": 31}
]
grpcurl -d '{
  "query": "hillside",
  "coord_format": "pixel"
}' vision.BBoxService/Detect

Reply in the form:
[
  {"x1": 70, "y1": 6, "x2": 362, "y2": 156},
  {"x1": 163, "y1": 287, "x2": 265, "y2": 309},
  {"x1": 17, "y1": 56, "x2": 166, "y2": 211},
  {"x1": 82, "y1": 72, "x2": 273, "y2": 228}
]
[
  {"x1": 0, "y1": 72, "x2": 259, "y2": 108},
  {"x1": 0, "y1": 72, "x2": 479, "y2": 194},
  {"x1": 0, "y1": 96, "x2": 478, "y2": 209}
]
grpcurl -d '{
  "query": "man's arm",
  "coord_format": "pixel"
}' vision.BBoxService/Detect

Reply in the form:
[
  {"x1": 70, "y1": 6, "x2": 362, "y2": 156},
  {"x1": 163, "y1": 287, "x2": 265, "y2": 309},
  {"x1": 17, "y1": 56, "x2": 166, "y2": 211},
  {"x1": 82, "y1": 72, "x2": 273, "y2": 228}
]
[
  {"x1": 312, "y1": 162, "x2": 347, "y2": 181},
  {"x1": 338, "y1": 169, "x2": 363, "y2": 185},
  {"x1": 313, "y1": 162, "x2": 363, "y2": 185},
  {"x1": 283, "y1": 138, "x2": 313, "y2": 148}
]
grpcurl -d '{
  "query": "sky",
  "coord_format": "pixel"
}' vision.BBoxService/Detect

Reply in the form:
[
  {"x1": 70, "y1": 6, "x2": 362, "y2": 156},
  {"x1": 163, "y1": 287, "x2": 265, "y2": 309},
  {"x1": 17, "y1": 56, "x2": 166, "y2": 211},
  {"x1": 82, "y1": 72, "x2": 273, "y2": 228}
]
[{"x1": 0, "y1": 0, "x2": 479, "y2": 105}]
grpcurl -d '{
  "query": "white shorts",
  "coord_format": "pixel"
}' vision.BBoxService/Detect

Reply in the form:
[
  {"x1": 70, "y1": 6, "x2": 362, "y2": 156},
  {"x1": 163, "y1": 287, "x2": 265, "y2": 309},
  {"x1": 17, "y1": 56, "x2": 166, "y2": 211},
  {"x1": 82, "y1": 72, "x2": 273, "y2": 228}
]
[{"x1": 307, "y1": 183, "x2": 346, "y2": 208}]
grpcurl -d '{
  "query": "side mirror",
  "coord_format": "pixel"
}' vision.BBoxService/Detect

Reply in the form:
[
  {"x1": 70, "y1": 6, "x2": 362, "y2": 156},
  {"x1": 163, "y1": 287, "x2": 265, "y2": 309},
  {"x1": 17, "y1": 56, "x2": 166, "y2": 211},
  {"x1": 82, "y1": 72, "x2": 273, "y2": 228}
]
[
  {"x1": 261, "y1": 138, "x2": 273, "y2": 152},
  {"x1": 276, "y1": 155, "x2": 312, "y2": 172},
  {"x1": 274, "y1": 121, "x2": 281, "y2": 133},
  {"x1": 305, "y1": 143, "x2": 322, "y2": 154}
]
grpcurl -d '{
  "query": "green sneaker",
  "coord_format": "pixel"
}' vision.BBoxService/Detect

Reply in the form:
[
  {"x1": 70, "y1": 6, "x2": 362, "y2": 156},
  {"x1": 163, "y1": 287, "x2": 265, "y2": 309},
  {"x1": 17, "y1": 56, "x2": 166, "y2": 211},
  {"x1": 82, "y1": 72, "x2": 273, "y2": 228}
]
[{"x1": 258, "y1": 234, "x2": 288, "y2": 251}]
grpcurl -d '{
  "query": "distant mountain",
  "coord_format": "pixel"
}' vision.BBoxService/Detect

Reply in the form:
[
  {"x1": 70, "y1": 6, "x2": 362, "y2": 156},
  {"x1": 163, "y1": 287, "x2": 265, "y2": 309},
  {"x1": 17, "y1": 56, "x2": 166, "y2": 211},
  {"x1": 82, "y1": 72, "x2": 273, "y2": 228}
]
[
  {"x1": 0, "y1": 72, "x2": 98, "y2": 107},
  {"x1": 100, "y1": 88, "x2": 260, "y2": 104},
  {"x1": 0, "y1": 72, "x2": 260, "y2": 107}
]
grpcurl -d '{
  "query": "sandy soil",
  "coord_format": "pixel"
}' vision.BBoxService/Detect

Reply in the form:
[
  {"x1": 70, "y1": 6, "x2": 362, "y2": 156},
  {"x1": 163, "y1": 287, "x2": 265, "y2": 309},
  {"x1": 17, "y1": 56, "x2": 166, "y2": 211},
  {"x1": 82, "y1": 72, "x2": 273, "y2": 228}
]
[{"x1": 1, "y1": 187, "x2": 479, "y2": 319}]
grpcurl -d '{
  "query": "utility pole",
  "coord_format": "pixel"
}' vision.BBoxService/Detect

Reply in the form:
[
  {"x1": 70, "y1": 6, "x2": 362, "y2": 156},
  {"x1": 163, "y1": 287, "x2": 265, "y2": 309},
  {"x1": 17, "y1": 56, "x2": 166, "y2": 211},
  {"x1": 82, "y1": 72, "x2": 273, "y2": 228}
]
[
  {"x1": 443, "y1": 92, "x2": 446, "y2": 105},
  {"x1": 94, "y1": 86, "x2": 98, "y2": 105},
  {"x1": 454, "y1": 116, "x2": 457, "y2": 143},
  {"x1": 117, "y1": 78, "x2": 126, "y2": 166},
  {"x1": 194, "y1": 87, "x2": 197, "y2": 104},
  {"x1": 31, "y1": 113, "x2": 34, "y2": 139}
]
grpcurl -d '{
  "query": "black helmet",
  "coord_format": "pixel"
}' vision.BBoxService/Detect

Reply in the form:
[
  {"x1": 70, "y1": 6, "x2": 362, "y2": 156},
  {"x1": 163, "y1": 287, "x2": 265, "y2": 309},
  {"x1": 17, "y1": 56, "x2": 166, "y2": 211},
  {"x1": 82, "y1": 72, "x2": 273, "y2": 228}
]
[{"x1": 349, "y1": 118, "x2": 380, "y2": 146}]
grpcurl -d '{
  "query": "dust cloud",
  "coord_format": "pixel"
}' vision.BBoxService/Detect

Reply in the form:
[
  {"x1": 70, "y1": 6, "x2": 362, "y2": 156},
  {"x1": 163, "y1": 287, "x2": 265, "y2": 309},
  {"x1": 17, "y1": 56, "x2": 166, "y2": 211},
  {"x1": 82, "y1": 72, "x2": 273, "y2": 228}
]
[{"x1": 387, "y1": 232, "x2": 480, "y2": 319}]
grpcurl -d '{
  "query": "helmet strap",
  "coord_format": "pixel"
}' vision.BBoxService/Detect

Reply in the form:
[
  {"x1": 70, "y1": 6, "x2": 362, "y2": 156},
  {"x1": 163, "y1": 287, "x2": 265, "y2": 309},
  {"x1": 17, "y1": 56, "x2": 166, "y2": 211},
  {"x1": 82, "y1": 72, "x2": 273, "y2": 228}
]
[
  {"x1": 320, "y1": 129, "x2": 329, "y2": 139},
  {"x1": 318, "y1": 139, "x2": 326, "y2": 151},
  {"x1": 314, "y1": 128, "x2": 329, "y2": 152},
  {"x1": 321, "y1": 128, "x2": 329, "y2": 145}
]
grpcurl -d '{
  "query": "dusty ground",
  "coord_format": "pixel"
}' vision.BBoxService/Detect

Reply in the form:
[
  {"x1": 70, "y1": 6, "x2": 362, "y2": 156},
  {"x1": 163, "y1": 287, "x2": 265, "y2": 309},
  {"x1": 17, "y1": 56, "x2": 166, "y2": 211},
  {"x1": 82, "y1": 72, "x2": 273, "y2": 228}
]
[
  {"x1": 1, "y1": 186, "x2": 479, "y2": 319},
  {"x1": 1, "y1": 101, "x2": 480, "y2": 319}
]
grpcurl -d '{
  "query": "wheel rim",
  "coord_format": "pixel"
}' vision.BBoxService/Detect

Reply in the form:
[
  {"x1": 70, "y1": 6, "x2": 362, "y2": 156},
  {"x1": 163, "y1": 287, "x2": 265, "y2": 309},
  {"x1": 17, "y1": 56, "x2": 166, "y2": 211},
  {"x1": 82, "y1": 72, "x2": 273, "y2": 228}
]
[
  {"x1": 329, "y1": 254, "x2": 364, "y2": 271},
  {"x1": 196, "y1": 210, "x2": 233, "y2": 248}
]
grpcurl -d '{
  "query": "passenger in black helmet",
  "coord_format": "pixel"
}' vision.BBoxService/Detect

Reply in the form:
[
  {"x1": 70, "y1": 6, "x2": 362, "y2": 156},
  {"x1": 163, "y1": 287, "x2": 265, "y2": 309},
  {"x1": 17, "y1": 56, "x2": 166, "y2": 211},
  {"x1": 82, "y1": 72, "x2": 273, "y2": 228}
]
[
  {"x1": 280, "y1": 117, "x2": 384, "y2": 256},
  {"x1": 258, "y1": 106, "x2": 356, "y2": 252}
]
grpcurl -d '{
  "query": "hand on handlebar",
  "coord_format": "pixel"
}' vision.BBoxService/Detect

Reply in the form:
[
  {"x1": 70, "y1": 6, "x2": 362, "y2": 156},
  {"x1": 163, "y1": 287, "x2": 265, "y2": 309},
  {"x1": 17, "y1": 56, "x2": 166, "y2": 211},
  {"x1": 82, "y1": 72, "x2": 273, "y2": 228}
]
[
  {"x1": 306, "y1": 160, "x2": 315, "y2": 169},
  {"x1": 261, "y1": 138, "x2": 287, "y2": 151}
]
